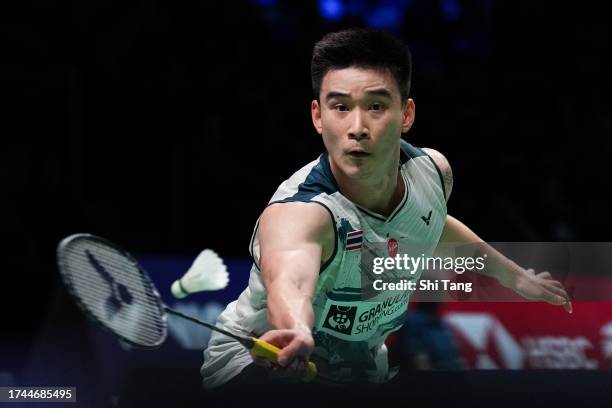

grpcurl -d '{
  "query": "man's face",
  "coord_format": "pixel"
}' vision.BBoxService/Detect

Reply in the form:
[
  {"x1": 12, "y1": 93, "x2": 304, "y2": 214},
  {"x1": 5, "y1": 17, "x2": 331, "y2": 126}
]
[{"x1": 311, "y1": 67, "x2": 415, "y2": 181}]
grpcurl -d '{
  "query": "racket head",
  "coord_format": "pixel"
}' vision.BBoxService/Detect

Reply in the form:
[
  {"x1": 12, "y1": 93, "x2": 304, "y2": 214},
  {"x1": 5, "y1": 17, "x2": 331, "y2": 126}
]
[{"x1": 57, "y1": 233, "x2": 168, "y2": 349}]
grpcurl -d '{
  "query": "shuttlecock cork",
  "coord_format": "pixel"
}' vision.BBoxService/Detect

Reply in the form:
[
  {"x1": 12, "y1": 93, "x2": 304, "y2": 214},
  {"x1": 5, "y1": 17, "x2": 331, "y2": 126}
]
[{"x1": 171, "y1": 249, "x2": 229, "y2": 298}]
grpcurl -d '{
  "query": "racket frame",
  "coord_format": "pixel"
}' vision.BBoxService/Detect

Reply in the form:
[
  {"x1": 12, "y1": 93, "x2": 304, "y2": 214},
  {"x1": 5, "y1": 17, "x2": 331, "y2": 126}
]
[{"x1": 57, "y1": 233, "x2": 168, "y2": 349}]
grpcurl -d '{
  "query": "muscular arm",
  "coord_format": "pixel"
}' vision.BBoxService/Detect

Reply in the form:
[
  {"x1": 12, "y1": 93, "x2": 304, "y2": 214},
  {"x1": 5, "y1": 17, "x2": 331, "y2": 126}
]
[
  {"x1": 425, "y1": 147, "x2": 572, "y2": 313},
  {"x1": 438, "y1": 215, "x2": 572, "y2": 313},
  {"x1": 257, "y1": 202, "x2": 335, "y2": 367}
]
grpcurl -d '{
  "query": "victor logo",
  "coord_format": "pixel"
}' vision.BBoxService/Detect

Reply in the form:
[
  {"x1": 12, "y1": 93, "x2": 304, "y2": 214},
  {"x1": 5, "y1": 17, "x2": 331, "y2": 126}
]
[
  {"x1": 322, "y1": 305, "x2": 357, "y2": 335},
  {"x1": 421, "y1": 210, "x2": 432, "y2": 226}
]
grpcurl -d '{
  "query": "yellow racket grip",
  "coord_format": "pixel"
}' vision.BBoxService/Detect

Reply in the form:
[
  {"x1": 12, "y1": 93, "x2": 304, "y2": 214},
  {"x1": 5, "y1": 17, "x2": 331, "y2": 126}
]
[{"x1": 250, "y1": 337, "x2": 317, "y2": 382}]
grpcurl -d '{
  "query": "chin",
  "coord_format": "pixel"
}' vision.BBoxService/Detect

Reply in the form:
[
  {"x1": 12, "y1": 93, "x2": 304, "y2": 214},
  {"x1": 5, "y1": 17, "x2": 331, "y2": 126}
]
[
  {"x1": 329, "y1": 155, "x2": 373, "y2": 180},
  {"x1": 341, "y1": 162, "x2": 374, "y2": 180}
]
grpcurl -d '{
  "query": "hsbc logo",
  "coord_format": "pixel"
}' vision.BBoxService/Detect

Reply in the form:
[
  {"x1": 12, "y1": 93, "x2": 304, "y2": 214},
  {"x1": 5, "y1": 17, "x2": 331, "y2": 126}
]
[
  {"x1": 444, "y1": 312, "x2": 598, "y2": 369},
  {"x1": 444, "y1": 312, "x2": 524, "y2": 369}
]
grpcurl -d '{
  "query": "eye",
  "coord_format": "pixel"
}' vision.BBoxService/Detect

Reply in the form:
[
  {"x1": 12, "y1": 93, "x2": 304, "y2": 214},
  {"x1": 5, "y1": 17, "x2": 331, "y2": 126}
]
[
  {"x1": 334, "y1": 104, "x2": 349, "y2": 112},
  {"x1": 370, "y1": 103, "x2": 385, "y2": 111}
]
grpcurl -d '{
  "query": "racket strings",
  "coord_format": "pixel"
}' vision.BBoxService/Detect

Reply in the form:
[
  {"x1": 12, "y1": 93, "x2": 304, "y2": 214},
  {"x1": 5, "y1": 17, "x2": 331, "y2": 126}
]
[
  {"x1": 68, "y1": 269, "x2": 164, "y2": 343},
  {"x1": 60, "y1": 239, "x2": 166, "y2": 347}
]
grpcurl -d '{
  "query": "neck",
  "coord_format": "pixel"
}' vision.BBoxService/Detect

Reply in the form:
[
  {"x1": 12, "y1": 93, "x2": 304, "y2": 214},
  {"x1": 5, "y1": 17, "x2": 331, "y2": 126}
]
[{"x1": 330, "y1": 154, "x2": 404, "y2": 217}]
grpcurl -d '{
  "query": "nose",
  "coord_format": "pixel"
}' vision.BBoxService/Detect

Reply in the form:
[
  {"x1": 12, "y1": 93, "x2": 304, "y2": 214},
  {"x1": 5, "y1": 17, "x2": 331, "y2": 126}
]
[{"x1": 348, "y1": 109, "x2": 369, "y2": 141}]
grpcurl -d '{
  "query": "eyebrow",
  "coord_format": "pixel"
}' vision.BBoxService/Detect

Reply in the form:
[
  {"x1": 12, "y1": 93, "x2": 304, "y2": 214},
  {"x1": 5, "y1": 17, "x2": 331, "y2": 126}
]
[
  {"x1": 325, "y1": 88, "x2": 393, "y2": 102},
  {"x1": 325, "y1": 91, "x2": 350, "y2": 102},
  {"x1": 365, "y1": 88, "x2": 393, "y2": 99}
]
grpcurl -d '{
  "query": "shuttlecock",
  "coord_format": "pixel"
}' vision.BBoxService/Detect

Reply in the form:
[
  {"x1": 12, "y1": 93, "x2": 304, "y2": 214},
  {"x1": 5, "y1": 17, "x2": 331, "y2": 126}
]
[{"x1": 171, "y1": 249, "x2": 229, "y2": 298}]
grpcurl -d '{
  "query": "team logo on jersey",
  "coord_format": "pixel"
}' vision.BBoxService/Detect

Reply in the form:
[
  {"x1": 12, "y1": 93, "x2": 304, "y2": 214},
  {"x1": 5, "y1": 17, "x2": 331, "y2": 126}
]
[
  {"x1": 387, "y1": 238, "x2": 399, "y2": 257},
  {"x1": 345, "y1": 230, "x2": 363, "y2": 251},
  {"x1": 322, "y1": 304, "x2": 357, "y2": 335},
  {"x1": 421, "y1": 210, "x2": 433, "y2": 226}
]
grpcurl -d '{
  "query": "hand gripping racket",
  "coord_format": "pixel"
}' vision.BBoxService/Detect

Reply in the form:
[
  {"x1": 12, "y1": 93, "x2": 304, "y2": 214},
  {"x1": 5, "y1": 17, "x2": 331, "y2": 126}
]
[{"x1": 56, "y1": 233, "x2": 317, "y2": 381}]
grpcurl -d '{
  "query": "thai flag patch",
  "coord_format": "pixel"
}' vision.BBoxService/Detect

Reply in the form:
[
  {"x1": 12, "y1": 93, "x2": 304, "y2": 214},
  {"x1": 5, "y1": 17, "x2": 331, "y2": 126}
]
[{"x1": 345, "y1": 230, "x2": 363, "y2": 251}]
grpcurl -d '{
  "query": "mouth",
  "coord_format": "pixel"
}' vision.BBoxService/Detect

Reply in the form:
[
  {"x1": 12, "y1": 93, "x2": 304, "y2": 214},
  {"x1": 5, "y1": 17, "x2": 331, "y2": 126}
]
[{"x1": 346, "y1": 150, "x2": 370, "y2": 158}]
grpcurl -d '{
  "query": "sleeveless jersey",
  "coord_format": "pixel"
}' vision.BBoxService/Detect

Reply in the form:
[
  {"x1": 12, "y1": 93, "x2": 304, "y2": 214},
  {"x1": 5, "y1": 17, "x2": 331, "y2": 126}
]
[{"x1": 201, "y1": 140, "x2": 448, "y2": 387}]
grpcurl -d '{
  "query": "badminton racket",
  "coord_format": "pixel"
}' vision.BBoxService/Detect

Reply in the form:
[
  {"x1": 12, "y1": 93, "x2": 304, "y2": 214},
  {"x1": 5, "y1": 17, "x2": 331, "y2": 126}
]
[{"x1": 56, "y1": 233, "x2": 316, "y2": 381}]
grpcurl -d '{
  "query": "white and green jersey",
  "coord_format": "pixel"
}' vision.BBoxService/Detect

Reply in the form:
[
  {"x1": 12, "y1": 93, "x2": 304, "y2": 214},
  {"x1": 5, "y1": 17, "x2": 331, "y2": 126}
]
[{"x1": 201, "y1": 140, "x2": 447, "y2": 387}]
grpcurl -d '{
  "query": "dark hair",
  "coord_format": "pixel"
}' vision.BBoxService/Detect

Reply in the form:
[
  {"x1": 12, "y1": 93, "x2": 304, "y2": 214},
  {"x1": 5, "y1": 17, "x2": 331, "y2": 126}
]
[{"x1": 311, "y1": 28, "x2": 413, "y2": 101}]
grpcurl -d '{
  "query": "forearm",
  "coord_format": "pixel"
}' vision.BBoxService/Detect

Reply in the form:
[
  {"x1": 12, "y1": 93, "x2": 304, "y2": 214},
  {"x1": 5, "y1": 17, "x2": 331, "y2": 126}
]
[
  {"x1": 267, "y1": 278, "x2": 314, "y2": 332},
  {"x1": 261, "y1": 250, "x2": 317, "y2": 333},
  {"x1": 254, "y1": 202, "x2": 331, "y2": 367},
  {"x1": 439, "y1": 215, "x2": 523, "y2": 287}
]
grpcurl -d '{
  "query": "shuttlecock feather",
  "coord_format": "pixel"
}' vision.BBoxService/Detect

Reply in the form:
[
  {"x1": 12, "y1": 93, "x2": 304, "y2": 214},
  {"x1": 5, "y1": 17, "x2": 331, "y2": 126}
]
[{"x1": 171, "y1": 249, "x2": 229, "y2": 298}]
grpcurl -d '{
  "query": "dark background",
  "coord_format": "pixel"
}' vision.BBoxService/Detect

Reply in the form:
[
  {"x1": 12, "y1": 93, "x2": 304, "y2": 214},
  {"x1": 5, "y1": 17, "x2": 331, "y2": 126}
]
[{"x1": 2, "y1": 0, "x2": 611, "y2": 404}]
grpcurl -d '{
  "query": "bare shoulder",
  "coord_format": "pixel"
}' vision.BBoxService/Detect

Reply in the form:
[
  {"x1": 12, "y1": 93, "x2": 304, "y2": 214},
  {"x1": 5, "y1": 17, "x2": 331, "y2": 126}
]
[
  {"x1": 261, "y1": 201, "x2": 332, "y2": 231},
  {"x1": 259, "y1": 201, "x2": 335, "y2": 260},
  {"x1": 422, "y1": 147, "x2": 453, "y2": 201}
]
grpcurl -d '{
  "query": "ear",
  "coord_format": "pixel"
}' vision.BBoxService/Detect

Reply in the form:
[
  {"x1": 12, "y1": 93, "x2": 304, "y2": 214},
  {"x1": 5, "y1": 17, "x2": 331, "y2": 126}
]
[
  {"x1": 401, "y1": 98, "x2": 415, "y2": 133},
  {"x1": 311, "y1": 99, "x2": 323, "y2": 135}
]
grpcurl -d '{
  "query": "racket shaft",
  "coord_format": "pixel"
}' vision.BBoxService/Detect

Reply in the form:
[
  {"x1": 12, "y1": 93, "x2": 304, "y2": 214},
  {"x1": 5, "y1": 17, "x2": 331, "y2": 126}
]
[
  {"x1": 251, "y1": 338, "x2": 317, "y2": 382},
  {"x1": 164, "y1": 307, "x2": 249, "y2": 344},
  {"x1": 165, "y1": 307, "x2": 317, "y2": 381}
]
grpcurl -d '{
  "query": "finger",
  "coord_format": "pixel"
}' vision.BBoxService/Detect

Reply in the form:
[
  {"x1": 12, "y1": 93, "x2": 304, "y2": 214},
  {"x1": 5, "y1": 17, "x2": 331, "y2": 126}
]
[
  {"x1": 549, "y1": 280, "x2": 565, "y2": 289},
  {"x1": 526, "y1": 268, "x2": 536, "y2": 276},
  {"x1": 544, "y1": 283, "x2": 569, "y2": 300},
  {"x1": 541, "y1": 287, "x2": 572, "y2": 311},
  {"x1": 258, "y1": 330, "x2": 294, "y2": 348},
  {"x1": 549, "y1": 281, "x2": 572, "y2": 296},
  {"x1": 537, "y1": 271, "x2": 552, "y2": 279},
  {"x1": 543, "y1": 290, "x2": 568, "y2": 306},
  {"x1": 275, "y1": 358, "x2": 298, "y2": 373},
  {"x1": 278, "y1": 347, "x2": 296, "y2": 366},
  {"x1": 278, "y1": 339, "x2": 310, "y2": 367}
]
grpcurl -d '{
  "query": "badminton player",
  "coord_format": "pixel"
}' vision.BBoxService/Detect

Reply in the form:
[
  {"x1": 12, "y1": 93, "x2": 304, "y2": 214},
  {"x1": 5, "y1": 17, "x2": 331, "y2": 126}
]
[{"x1": 201, "y1": 28, "x2": 572, "y2": 390}]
